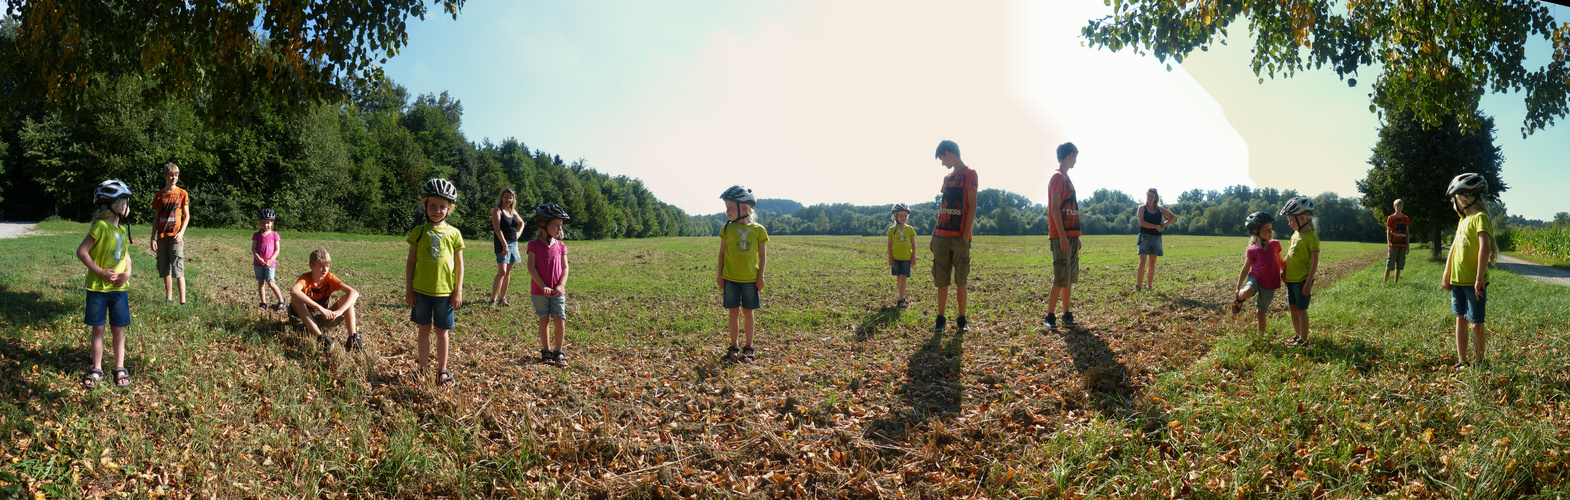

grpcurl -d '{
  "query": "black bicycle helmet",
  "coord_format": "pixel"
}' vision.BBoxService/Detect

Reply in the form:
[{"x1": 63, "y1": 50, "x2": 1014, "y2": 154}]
[
  {"x1": 258, "y1": 208, "x2": 277, "y2": 220},
  {"x1": 891, "y1": 203, "x2": 911, "y2": 214},
  {"x1": 1244, "y1": 211, "x2": 1275, "y2": 233},
  {"x1": 1279, "y1": 196, "x2": 1315, "y2": 216},
  {"x1": 719, "y1": 185, "x2": 756, "y2": 206},
  {"x1": 93, "y1": 180, "x2": 133, "y2": 207},
  {"x1": 1446, "y1": 173, "x2": 1488, "y2": 197},
  {"x1": 533, "y1": 203, "x2": 571, "y2": 222},
  {"x1": 421, "y1": 178, "x2": 459, "y2": 203}
]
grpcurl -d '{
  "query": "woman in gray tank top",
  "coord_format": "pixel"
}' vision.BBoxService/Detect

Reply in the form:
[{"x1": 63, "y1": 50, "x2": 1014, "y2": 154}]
[
  {"x1": 1136, "y1": 188, "x2": 1176, "y2": 291},
  {"x1": 489, "y1": 188, "x2": 525, "y2": 306}
]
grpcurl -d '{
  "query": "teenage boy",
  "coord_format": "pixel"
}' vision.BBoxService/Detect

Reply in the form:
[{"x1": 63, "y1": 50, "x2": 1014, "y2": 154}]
[
  {"x1": 930, "y1": 140, "x2": 977, "y2": 333},
  {"x1": 290, "y1": 248, "x2": 362, "y2": 351},
  {"x1": 1044, "y1": 142, "x2": 1082, "y2": 329},
  {"x1": 1385, "y1": 199, "x2": 1410, "y2": 284},
  {"x1": 150, "y1": 163, "x2": 191, "y2": 304}
]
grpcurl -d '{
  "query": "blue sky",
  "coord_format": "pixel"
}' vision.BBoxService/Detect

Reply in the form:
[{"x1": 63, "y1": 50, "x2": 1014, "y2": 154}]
[{"x1": 381, "y1": 1, "x2": 1569, "y2": 220}]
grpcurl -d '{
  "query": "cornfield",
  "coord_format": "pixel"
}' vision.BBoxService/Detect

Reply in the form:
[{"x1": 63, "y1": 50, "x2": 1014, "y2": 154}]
[{"x1": 1502, "y1": 225, "x2": 1570, "y2": 261}]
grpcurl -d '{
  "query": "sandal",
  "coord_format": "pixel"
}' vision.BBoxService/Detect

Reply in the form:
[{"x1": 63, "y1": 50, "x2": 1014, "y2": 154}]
[
  {"x1": 741, "y1": 345, "x2": 755, "y2": 363},
  {"x1": 344, "y1": 334, "x2": 364, "y2": 352},
  {"x1": 553, "y1": 349, "x2": 568, "y2": 366},
  {"x1": 275, "y1": 302, "x2": 286, "y2": 312},
  {"x1": 1230, "y1": 299, "x2": 1243, "y2": 316},
  {"x1": 540, "y1": 349, "x2": 554, "y2": 364},
  {"x1": 723, "y1": 345, "x2": 740, "y2": 363},
  {"x1": 82, "y1": 368, "x2": 104, "y2": 389},
  {"x1": 112, "y1": 367, "x2": 131, "y2": 388},
  {"x1": 259, "y1": 301, "x2": 268, "y2": 310},
  {"x1": 437, "y1": 369, "x2": 455, "y2": 387},
  {"x1": 896, "y1": 298, "x2": 908, "y2": 309}
]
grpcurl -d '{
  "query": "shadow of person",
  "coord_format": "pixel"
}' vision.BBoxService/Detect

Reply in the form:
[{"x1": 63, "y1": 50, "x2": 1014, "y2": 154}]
[
  {"x1": 864, "y1": 329, "x2": 965, "y2": 441},
  {"x1": 1056, "y1": 326, "x2": 1139, "y2": 417},
  {"x1": 855, "y1": 306, "x2": 902, "y2": 341}
]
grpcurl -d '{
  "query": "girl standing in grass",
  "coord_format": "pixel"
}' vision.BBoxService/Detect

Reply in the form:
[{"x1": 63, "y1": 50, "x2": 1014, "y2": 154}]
[
  {"x1": 1441, "y1": 173, "x2": 1495, "y2": 370},
  {"x1": 527, "y1": 203, "x2": 572, "y2": 366},
  {"x1": 76, "y1": 180, "x2": 135, "y2": 388},
  {"x1": 253, "y1": 208, "x2": 285, "y2": 312},
  {"x1": 1278, "y1": 196, "x2": 1320, "y2": 346},
  {"x1": 1232, "y1": 212, "x2": 1284, "y2": 333}
]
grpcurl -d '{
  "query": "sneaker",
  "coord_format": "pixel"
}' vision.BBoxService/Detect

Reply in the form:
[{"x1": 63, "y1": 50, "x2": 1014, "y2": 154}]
[
  {"x1": 500, "y1": 298, "x2": 511, "y2": 307},
  {"x1": 1043, "y1": 313, "x2": 1057, "y2": 330},
  {"x1": 345, "y1": 334, "x2": 364, "y2": 352},
  {"x1": 956, "y1": 316, "x2": 970, "y2": 332},
  {"x1": 1062, "y1": 312, "x2": 1077, "y2": 328},
  {"x1": 1453, "y1": 361, "x2": 1470, "y2": 372},
  {"x1": 932, "y1": 315, "x2": 946, "y2": 333},
  {"x1": 318, "y1": 334, "x2": 334, "y2": 350}
]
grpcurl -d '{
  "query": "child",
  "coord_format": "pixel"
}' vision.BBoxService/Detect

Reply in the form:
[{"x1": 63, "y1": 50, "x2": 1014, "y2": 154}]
[
  {"x1": 1385, "y1": 199, "x2": 1410, "y2": 284},
  {"x1": 1044, "y1": 142, "x2": 1080, "y2": 329},
  {"x1": 254, "y1": 208, "x2": 285, "y2": 312},
  {"x1": 1232, "y1": 212, "x2": 1285, "y2": 333},
  {"x1": 1279, "y1": 196, "x2": 1319, "y2": 346},
  {"x1": 717, "y1": 185, "x2": 768, "y2": 363},
  {"x1": 289, "y1": 248, "x2": 362, "y2": 351},
  {"x1": 405, "y1": 178, "x2": 465, "y2": 387},
  {"x1": 887, "y1": 203, "x2": 916, "y2": 309},
  {"x1": 1441, "y1": 173, "x2": 1495, "y2": 370},
  {"x1": 527, "y1": 203, "x2": 572, "y2": 365},
  {"x1": 931, "y1": 140, "x2": 978, "y2": 333},
  {"x1": 150, "y1": 162, "x2": 190, "y2": 305},
  {"x1": 76, "y1": 180, "x2": 135, "y2": 388}
]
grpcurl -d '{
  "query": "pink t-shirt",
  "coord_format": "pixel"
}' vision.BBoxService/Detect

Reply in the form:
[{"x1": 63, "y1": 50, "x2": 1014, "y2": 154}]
[
  {"x1": 526, "y1": 238, "x2": 568, "y2": 295},
  {"x1": 1247, "y1": 239, "x2": 1283, "y2": 289},
  {"x1": 252, "y1": 231, "x2": 281, "y2": 267}
]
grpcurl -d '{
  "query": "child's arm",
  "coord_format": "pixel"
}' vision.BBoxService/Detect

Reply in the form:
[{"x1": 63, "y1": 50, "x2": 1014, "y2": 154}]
[
  {"x1": 271, "y1": 237, "x2": 280, "y2": 267},
  {"x1": 526, "y1": 248, "x2": 550, "y2": 295},
  {"x1": 556, "y1": 253, "x2": 569, "y2": 297},
  {"x1": 962, "y1": 178, "x2": 978, "y2": 244},
  {"x1": 77, "y1": 235, "x2": 117, "y2": 283},
  {"x1": 405, "y1": 244, "x2": 418, "y2": 307},
  {"x1": 451, "y1": 247, "x2": 464, "y2": 309},
  {"x1": 1304, "y1": 251, "x2": 1320, "y2": 295},
  {"x1": 1475, "y1": 231, "x2": 1491, "y2": 298},
  {"x1": 1441, "y1": 242, "x2": 1454, "y2": 290},
  {"x1": 755, "y1": 242, "x2": 767, "y2": 292},
  {"x1": 290, "y1": 279, "x2": 323, "y2": 313},
  {"x1": 887, "y1": 234, "x2": 894, "y2": 267},
  {"x1": 908, "y1": 232, "x2": 917, "y2": 263},
  {"x1": 716, "y1": 239, "x2": 727, "y2": 289},
  {"x1": 176, "y1": 202, "x2": 191, "y2": 243},
  {"x1": 334, "y1": 283, "x2": 361, "y2": 314},
  {"x1": 1236, "y1": 255, "x2": 1253, "y2": 291}
]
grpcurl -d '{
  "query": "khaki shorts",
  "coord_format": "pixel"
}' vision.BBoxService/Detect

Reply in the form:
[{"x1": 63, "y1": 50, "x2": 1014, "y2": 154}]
[
  {"x1": 930, "y1": 236, "x2": 971, "y2": 288},
  {"x1": 1050, "y1": 237, "x2": 1080, "y2": 288},
  {"x1": 290, "y1": 299, "x2": 347, "y2": 330},
  {"x1": 156, "y1": 236, "x2": 185, "y2": 279},
  {"x1": 1386, "y1": 246, "x2": 1408, "y2": 271}
]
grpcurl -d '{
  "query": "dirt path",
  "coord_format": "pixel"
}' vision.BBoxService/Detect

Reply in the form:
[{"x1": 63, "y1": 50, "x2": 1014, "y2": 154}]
[
  {"x1": 1496, "y1": 254, "x2": 1570, "y2": 287},
  {"x1": 0, "y1": 222, "x2": 38, "y2": 239}
]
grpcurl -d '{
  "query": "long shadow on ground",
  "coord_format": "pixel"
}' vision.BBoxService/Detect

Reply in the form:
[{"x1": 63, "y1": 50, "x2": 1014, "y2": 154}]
[
  {"x1": 1056, "y1": 326, "x2": 1140, "y2": 416},
  {"x1": 865, "y1": 329, "x2": 965, "y2": 441},
  {"x1": 855, "y1": 306, "x2": 902, "y2": 342}
]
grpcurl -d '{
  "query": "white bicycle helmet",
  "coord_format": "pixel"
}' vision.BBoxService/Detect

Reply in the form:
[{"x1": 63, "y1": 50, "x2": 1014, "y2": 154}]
[
  {"x1": 1446, "y1": 173, "x2": 1488, "y2": 197},
  {"x1": 720, "y1": 185, "x2": 755, "y2": 206},
  {"x1": 93, "y1": 179, "x2": 133, "y2": 207},
  {"x1": 421, "y1": 178, "x2": 459, "y2": 203},
  {"x1": 1279, "y1": 196, "x2": 1314, "y2": 216}
]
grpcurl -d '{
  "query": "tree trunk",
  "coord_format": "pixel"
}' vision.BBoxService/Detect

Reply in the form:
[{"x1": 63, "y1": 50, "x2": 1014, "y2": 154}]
[{"x1": 1431, "y1": 222, "x2": 1443, "y2": 260}]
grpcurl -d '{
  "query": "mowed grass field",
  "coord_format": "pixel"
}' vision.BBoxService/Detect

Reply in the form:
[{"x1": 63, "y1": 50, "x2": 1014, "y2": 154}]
[{"x1": 1, "y1": 221, "x2": 1567, "y2": 499}]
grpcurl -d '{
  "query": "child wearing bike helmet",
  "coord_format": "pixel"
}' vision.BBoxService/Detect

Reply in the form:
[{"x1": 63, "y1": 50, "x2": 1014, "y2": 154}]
[
  {"x1": 527, "y1": 203, "x2": 572, "y2": 366},
  {"x1": 1442, "y1": 173, "x2": 1496, "y2": 370},
  {"x1": 887, "y1": 203, "x2": 917, "y2": 309},
  {"x1": 1232, "y1": 212, "x2": 1284, "y2": 333},
  {"x1": 76, "y1": 180, "x2": 135, "y2": 388},
  {"x1": 717, "y1": 185, "x2": 768, "y2": 363},
  {"x1": 405, "y1": 178, "x2": 465, "y2": 387},
  {"x1": 253, "y1": 208, "x2": 285, "y2": 312},
  {"x1": 1279, "y1": 196, "x2": 1319, "y2": 346}
]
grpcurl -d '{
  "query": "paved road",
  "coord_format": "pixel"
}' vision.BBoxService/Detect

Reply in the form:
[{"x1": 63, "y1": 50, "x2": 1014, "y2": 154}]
[
  {"x1": 1495, "y1": 254, "x2": 1570, "y2": 288},
  {"x1": 0, "y1": 222, "x2": 37, "y2": 239}
]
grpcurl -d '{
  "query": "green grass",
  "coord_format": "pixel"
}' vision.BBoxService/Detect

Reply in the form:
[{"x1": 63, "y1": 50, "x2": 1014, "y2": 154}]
[{"x1": 5, "y1": 223, "x2": 1564, "y2": 498}]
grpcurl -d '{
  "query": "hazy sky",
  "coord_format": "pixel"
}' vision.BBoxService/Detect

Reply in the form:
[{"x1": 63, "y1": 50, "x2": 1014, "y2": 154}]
[{"x1": 382, "y1": 1, "x2": 1569, "y2": 220}]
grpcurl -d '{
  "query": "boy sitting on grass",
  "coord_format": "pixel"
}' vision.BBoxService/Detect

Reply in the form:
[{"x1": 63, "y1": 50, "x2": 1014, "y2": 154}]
[{"x1": 290, "y1": 248, "x2": 362, "y2": 352}]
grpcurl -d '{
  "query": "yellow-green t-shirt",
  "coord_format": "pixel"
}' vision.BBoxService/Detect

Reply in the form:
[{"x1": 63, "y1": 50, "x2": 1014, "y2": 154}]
[
  {"x1": 721, "y1": 222, "x2": 768, "y2": 283},
  {"x1": 84, "y1": 219, "x2": 131, "y2": 292},
  {"x1": 406, "y1": 223, "x2": 465, "y2": 297},
  {"x1": 887, "y1": 225, "x2": 916, "y2": 261},
  {"x1": 1448, "y1": 212, "x2": 1494, "y2": 286},
  {"x1": 1283, "y1": 230, "x2": 1320, "y2": 283}
]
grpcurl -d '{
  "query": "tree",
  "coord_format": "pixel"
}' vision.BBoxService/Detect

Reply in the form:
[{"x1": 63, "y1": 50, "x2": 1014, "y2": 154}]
[
  {"x1": 1083, "y1": 0, "x2": 1570, "y2": 137},
  {"x1": 3, "y1": 0, "x2": 465, "y2": 124},
  {"x1": 1358, "y1": 109, "x2": 1506, "y2": 258},
  {"x1": 1555, "y1": 212, "x2": 1570, "y2": 226}
]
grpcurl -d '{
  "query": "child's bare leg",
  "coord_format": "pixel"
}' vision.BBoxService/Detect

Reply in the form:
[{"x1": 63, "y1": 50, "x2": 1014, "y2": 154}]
[
  {"x1": 936, "y1": 286, "x2": 949, "y2": 316},
  {"x1": 417, "y1": 324, "x2": 432, "y2": 371},
  {"x1": 1393, "y1": 269, "x2": 1401, "y2": 284},
  {"x1": 292, "y1": 298, "x2": 324, "y2": 337},
  {"x1": 111, "y1": 326, "x2": 126, "y2": 369},
  {"x1": 90, "y1": 325, "x2": 106, "y2": 371},
  {"x1": 1454, "y1": 316, "x2": 1469, "y2": 363},
  {"x1": 164, "y1": 276, "x2": 173, "y2": 301},
  {"x1": 727, "y1": 308, "x2": 741, "y2": 347},
  {"x1": 552, "y1": 316, "x2": 566, "y2": 351},
  {"x1": 537, "y1": 316, "x2": 550, "y2": 350},
  {"x1": 257, "y1": 281, "x2": 266, "y2": 304},
  {"x1": 345, "y1": 306, "x2": 358, "y2": 335},
  {"x1": 896, "y1": 275, "x2": 907, "y2": 300},
  {"x1": 1046, "y1": 287, "x2": 1061, "y2": 315},
  {"x1": 1060, "y1": 286, "x2": 1074, "y2": 313},
  {"x1": 268, "y1": 281, "x2": 285, "y2": 304},
  {"x1": 1256, "y1": 310, "x2": 1267, "y2": 333},
  {"x1": 434, "y1": 328, "x2": 450, "y2": 373},
  {"x1": 956, "y1": 285, "x2": 967, "y2": 317},
  {"x1": 1472, "y1": 322, "x2": 1487, "y2": 363},
  {"x1": 178, "y1": 277, "x2": 187, "y2": 304},
  {"x1": 1235, "y1": 286, "x2": 1257, "y2": 302},
  {"x1": 742, "y1": 309, "x2": 755, "y2": 347}
]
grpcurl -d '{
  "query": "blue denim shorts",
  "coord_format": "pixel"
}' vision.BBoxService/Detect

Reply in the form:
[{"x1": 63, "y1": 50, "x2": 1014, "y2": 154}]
[
  {"x1": 410, "y1": 292, "x2": 456, "y2": 330},
  {"x1": 890, "y1": 259, "x2": 912, "y2": 277},
  {"x1": 1137, "y1": 233, "x2": 1164, "y2": 256},
  {"x1": 532, "y1": 294, "x2": 567, "y2": 318},
  {"x1": 85, "y1": 290, "x2": 130, "y2": 327},
  {"x1": 1451, "y1": 285, "x2": 1487, "y2": 324},
  {"x1": 497, "y1": 241, "x2": 521, "y2": 264},
  {"x1": 723, "y1": 280, "x2": 761, "y2": 310},
  {"x1": 1284, "y1": 281, "x2": 1312, "y2": 310},
  {"x1": 254, "y1": 265, "x2": 276, "y2": 282}
]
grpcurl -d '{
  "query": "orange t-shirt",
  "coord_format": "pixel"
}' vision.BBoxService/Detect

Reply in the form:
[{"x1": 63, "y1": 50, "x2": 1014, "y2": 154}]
[
  {"x1": 296, "y1": 272, "x2": 344, "y2": 304},
  {"x1": 933, "y1": 168, "x2": 977, "y2": 238},
  {"x1": 152, "y1": 187, "x2": 189, "y2": 238},
  {"x1": 1047, "y1": 171, "x2": 1080, "y2": 238},
  {"x1": 1386, "y1": 214, "x2": 1410, "y2": 248}
]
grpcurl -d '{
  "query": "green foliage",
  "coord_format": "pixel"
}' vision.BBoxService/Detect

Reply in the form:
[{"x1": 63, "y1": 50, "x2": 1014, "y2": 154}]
[
  {"x1": 1357, "y1": 108, "x2": 1507, "y2": 257},
  {"x1": 1082, "y1": 0, "x2": 1570, "y2": 137},
  {"x1": 1503, "y1": 226, "x2": 1570, "y2": 262}
]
